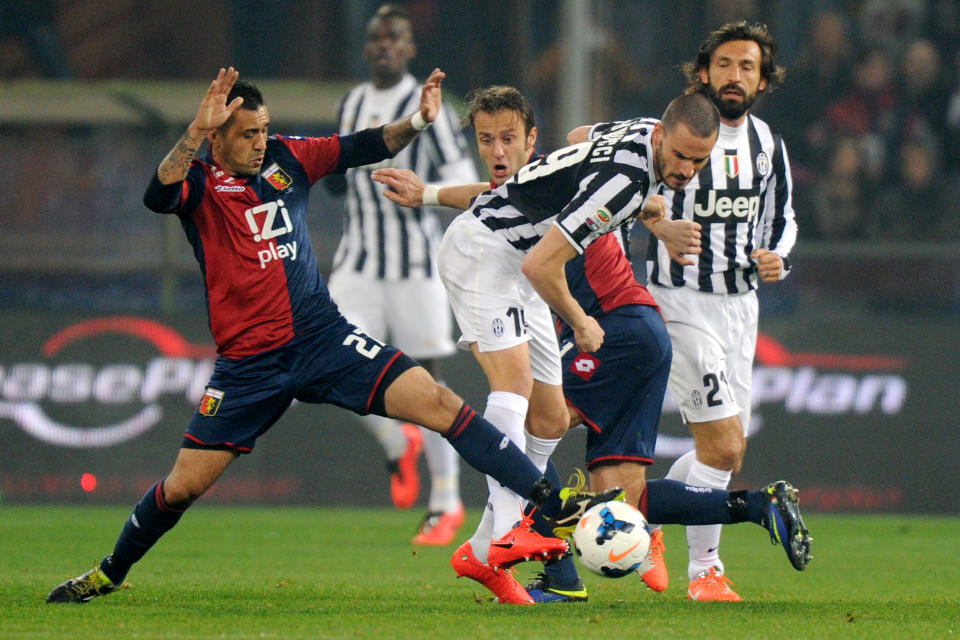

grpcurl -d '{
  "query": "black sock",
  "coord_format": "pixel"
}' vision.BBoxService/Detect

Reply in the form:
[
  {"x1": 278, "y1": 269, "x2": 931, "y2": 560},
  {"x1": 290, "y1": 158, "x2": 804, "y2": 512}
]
[
  {"x1": 643, "y1": 479, "x2": 765, "y2": 526},
  {"x1": 443, "y1": 403, "x2": 559, "y2": 514},
  {"x1": 101, "y1": 479, "x2": 187, "y2": 583}
]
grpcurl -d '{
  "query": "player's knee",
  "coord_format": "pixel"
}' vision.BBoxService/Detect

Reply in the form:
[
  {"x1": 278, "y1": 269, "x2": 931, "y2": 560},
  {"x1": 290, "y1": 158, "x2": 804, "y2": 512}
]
[
  {"x1": 161, "y1": 482, "x2": 202, "y2": 509},
  {"x1": 527, "y1": 402, "x2": 568, "y2": 438},
  {"x1": 708, "y1": 436, "x2": 745, "y2": 470}
]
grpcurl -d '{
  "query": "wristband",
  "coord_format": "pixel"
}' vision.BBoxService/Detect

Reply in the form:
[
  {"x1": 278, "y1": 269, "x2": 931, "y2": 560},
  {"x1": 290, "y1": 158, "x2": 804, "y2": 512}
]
[
  {"x1": 411, "y1": 111, "x2": 432, "y2": 131},
  {"x1": 422, "y1": 184, "x2": 440, "y2": 206}
]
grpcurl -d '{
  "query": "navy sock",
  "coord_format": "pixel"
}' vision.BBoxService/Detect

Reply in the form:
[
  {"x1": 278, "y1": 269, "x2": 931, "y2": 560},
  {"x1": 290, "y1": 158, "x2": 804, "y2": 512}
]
[
  {"x1": 642, "y1": 479, "x2": 758, "y2": 526},
  {"x1": 101, "y1": 479, "x2": 187, "y2": 583},
  {"x1": 533, "y1": 460, "x2": 580, "y2": 587},
  {"x1": 443, "y1": 403, "x2": 559, "y2": 513}
]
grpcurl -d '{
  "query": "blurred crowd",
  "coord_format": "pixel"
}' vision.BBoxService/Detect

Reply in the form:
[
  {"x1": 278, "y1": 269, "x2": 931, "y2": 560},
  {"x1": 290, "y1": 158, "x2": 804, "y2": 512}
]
[
  {"x1": 765, "y1": 3, "x2": 960, "y2": 241},
  {"x1": 2, "y1": 0, "x2": 959, "y2": 245}
]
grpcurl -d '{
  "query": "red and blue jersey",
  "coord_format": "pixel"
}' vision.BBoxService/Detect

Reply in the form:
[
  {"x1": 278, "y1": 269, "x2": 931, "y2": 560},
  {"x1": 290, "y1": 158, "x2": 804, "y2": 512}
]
[{"x1": 144, "y1": 131, "x2": 393, "y2": 358}]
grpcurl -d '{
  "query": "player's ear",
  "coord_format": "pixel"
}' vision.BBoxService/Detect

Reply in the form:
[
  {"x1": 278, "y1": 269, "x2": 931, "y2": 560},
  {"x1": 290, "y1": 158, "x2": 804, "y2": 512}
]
[
  {"x1": 527, "y1": 126, "x2": 538, "y2": 149},
  {"x1": 652, "y1": 122, "x2": 663, "y2": 147},
  {"x1": 698, "y1": 66, "x2": 709, "y2": 88}
]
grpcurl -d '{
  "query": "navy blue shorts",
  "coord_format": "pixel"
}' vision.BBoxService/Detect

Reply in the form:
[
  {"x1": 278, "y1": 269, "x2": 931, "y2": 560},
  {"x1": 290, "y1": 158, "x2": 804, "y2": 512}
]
[
  {"x1": 560, "y1": 304, "x2": 671, "y2": 470},
  {"x1": 184, "y1": 317, "x2": 414, "y2": 453}
]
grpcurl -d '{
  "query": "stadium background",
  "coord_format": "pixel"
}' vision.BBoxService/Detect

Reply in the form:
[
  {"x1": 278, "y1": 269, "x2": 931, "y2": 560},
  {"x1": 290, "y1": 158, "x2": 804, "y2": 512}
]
[{"x1": 0, "y1": 0, "x2": 957, "y2": 513}]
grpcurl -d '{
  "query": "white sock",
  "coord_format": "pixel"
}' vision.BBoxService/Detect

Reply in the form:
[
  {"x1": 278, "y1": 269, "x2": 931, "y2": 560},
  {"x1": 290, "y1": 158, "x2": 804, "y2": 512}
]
[
  {"x1": 665, "y1": 449, "x2": 697, "y2": 482},
  {"x1": 359, "y1": 414, "x2": 406, "y2": 460},
  {"x1": 480, "y1": 391, "x2": 528, "y2": 540},
  {"x1": 685, "y1": 459, "x2": 732, "y2": 581},
  {"x1": 524, "y1": 431, "x2": 561, "y2": 473},
  {"x1": 420, "y1": 426, "x2": 461, "y2": 513},
  {"x1": 468, "y1": 502, "x2": 495, "y2": 564}
]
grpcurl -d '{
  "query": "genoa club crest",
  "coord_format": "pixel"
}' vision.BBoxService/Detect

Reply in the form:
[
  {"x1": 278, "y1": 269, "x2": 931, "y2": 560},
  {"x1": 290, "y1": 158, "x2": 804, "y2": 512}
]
[
  {"x1": 199, "y1": 388, "x2": 224, "y2": 417},
  {"x1": 262, "y1": 163, "x2": 293, "y2": 191}
]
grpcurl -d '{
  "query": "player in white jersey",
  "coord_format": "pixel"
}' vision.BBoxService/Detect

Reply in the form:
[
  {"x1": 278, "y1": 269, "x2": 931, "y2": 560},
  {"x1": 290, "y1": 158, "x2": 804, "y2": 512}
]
[
  {"x1": 430, "y1": 93, "x2": 719, "y2": 604},
  {"x1": 575, "y1": 22, "x2": 797, "y2": 601},
  {"x1": 326, "y1": 4, "x2": 478, "y2": 545}
]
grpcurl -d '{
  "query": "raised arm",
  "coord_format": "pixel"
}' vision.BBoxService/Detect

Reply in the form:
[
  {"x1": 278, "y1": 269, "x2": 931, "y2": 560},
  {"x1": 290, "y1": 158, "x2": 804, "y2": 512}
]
[
  {"x1": 157, "y1": 67, "x2": 243, "y2": 185},
  {"x1": 381, "y1": 68, "x2": 445, "y2": 155},
  {"x1": 371, "y1": 168, "x2": 488, "y2": 210}
]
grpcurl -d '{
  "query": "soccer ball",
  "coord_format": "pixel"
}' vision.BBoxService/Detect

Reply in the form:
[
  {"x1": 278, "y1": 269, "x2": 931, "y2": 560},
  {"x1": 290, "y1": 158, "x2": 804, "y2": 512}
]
[{"x1": 572, "y1": 500, "x2": 651, "y2": 578}]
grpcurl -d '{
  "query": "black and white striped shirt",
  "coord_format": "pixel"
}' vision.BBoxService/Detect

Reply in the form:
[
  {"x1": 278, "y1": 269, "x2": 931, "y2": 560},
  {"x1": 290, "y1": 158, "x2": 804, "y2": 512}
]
[
  {"x1": 470, "y1": 118, "x2": 660, "y2": 254},
  {"x1": 333, "y1": 73, "x2": 477, "y2": 280},
  {"x1": 645, "y1": 115, "x2": 797, "y2": 294}
]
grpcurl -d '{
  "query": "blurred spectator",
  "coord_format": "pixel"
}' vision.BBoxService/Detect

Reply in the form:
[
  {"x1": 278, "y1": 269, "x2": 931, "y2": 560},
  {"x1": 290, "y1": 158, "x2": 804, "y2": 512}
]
[
  {"x1": 810, "y1": 135, "x2": 869, "y2": 241},
  {"x1": 868, "y1": 135, "x2": 960, "y2": 240},
  {"x1": 773, "y1": 10, "x2": 854, "y2": 172},
  {"x1": 947, "y1": 56, "x2": 960, "y2": 175},
  {"x1": 896, "y1": 39, "x2": 950, "y2": 145},
  {"x1": 0, "y1": 1, "x2": 72, "y2": 78},
  {"x1": 826, "y1": 46, "x2": 898, "y2": 185},
  {"x1": 858, "y1": 0, "x2": 928, "y2": 56}
]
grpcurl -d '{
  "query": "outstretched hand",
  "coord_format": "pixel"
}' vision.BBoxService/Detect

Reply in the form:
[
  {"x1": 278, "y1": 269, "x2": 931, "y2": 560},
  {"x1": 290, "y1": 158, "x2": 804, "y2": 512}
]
[
  {"x1": 371, "y1": 168, "x2": 425, "y2": 207},
  {"x1": 192, "y1": 67, "x2": 244, "y2": 134},
  {"x1": 419, "y1": 68, "x2": 445, "y2": 124}
]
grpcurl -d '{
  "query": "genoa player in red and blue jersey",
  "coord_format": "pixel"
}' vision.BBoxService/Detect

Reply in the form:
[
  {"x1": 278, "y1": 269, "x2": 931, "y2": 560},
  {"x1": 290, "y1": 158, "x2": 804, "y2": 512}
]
[{"x1": 45, "y1": 68, "x2": 622, "y2": 605}]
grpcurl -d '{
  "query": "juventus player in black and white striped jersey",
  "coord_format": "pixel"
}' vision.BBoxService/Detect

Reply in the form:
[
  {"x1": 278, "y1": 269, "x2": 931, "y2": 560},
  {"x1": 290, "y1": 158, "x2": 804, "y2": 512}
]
[
  {"x1": 578, "y1": 22, "x2": 797, "y2": 601},
  {"x1": 326, "y1": 4, "x2": 478, "y2": 545}
]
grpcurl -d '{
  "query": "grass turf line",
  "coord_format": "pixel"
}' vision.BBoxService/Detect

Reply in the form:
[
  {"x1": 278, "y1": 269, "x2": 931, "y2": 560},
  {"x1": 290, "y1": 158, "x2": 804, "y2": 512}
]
[{"x1": 2, "y1": 506, "x2": 958, "y2": 639}]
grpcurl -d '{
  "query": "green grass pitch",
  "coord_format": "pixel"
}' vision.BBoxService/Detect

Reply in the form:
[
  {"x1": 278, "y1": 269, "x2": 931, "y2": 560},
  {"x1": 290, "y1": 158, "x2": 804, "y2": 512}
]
[{"x1": 3, "y1": 506, "x2": 958, "y2": 639}]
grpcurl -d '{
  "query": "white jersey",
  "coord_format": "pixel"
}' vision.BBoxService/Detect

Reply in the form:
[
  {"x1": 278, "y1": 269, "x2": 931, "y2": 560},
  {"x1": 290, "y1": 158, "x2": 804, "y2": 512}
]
[
  {"x1": 470, "y1": 118, "x2": 660, "y2": 255},
  {"x1": 333, "y1": 73, "x2": 478, "y2": 280},
  {"x1": 594, "y1": 115, "x2": 795, "y2": 294}
]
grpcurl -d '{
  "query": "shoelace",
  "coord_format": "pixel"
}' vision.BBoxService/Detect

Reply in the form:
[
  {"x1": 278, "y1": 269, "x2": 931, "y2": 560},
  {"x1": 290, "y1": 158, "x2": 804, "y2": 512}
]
[
  {"x1": 696, "y1": 567, "x2": 735, "y2": 589},
  {"x1": 416, "y1": 511, "x2": 442, "y2": 533},
  {"x1": 648, "y1": 533, "x2": 665, "y2": 556}
]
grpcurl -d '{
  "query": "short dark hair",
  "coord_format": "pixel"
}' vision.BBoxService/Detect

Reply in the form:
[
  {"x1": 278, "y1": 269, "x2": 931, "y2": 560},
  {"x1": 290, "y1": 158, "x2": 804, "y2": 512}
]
[
  {"x1": 227, "y1": 80, "x2": 264, "y2": 111},
  {"x1": 219, "y1": 80, "x2": 264, "y2": 132},
  {"x1": 369, "y1": 3, "x2": 411, "y2": 28},
  {"x1": 682, "y1": 21, "x2": 786, "y2": 95},
  {"x1": 463, "y1": 85, "x2": 536, "y2": 134},
  {"x1": 661, "y1": 93, "x2": 720, "y2": 139}
]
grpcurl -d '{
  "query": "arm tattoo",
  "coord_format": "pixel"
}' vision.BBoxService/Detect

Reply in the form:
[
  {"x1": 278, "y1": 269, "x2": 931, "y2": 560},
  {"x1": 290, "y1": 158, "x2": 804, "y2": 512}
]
[
  {"x1": 157, "y1": 131, "x2": 204, "y2": 184},
  {"x1": 381, "y1": 116, "x2": 420, "y2": 155}
]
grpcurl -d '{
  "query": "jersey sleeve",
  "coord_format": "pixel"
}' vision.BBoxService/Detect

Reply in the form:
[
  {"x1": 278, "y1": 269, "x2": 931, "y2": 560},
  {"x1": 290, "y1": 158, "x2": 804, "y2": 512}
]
[
  {"x1": 276, "y1": 135, "x2": 343, "y2": 183},
  {"x1": 761, "y1": 134, "x2": 798, "y2": 276},
  {"x1": 142, "y1": 163, "x2": 206, "y2": 215},
  {"x1": 553, "y1": 165, "x2": 649, "y2": 253}
]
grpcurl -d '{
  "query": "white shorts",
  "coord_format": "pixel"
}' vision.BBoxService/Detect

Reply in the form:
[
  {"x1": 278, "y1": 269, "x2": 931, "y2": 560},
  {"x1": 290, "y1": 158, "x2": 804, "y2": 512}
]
[
  {"x1": 650, "y1": 285, "x2": 757, "y2": 431},
  {"x1": 438, "y1": 213, "x2": 562, "y2": 385},
  {"x1": 327, "y1": 269, "x2": 456, "y2": 360}
]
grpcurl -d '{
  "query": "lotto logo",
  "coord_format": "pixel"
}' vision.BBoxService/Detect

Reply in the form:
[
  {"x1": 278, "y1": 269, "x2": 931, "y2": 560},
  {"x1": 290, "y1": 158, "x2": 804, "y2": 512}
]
[{"x1": 571, "y1": 353, "x2": 600, "y2": 381}]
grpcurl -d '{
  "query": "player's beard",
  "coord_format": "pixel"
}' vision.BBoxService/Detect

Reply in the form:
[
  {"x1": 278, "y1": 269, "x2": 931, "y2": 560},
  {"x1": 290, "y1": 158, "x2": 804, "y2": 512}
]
[{"x1": 705, "y1": 83, "x2": 757, "y2": 120}]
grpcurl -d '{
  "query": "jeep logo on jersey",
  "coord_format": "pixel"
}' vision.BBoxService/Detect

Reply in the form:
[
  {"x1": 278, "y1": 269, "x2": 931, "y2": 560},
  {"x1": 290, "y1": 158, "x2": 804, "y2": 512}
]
[
  {"x1": 0, "y1": 317, "x2": 215, "y2": 448},
  {"x1": 693, "y1": 189, "x2": 760, "y2": 222}
]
